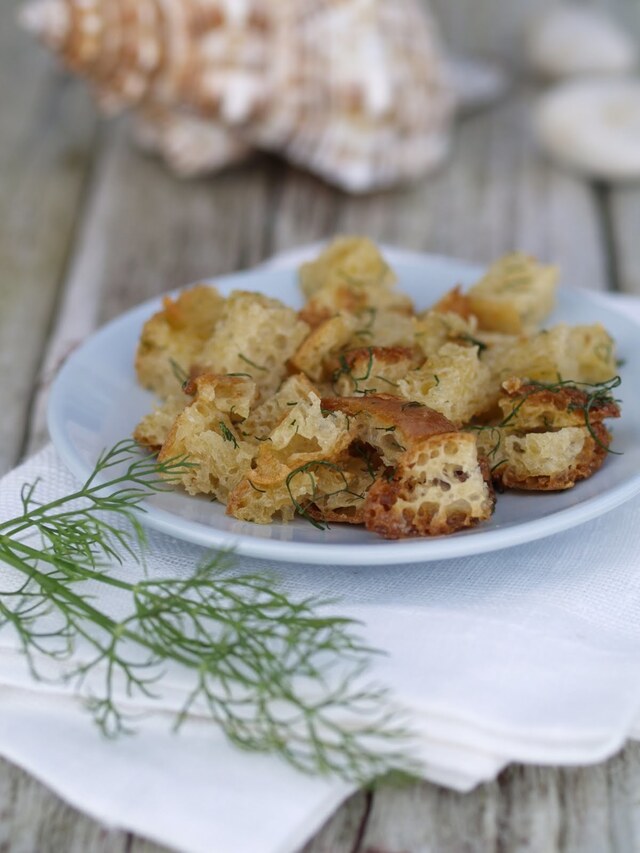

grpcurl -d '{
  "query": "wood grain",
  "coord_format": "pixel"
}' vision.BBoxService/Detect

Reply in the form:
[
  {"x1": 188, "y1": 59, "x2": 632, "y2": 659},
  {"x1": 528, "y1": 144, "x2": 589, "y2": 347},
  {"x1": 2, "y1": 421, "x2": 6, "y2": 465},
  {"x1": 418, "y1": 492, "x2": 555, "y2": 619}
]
[{"x1": 0, "y1": 0, "x2": 97, "y2": 474}]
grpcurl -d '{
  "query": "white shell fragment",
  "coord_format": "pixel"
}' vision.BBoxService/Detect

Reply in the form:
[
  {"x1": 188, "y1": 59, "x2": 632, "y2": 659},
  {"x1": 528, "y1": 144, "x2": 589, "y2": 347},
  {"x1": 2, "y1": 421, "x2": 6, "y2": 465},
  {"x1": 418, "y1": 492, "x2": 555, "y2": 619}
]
[
  {"x1": 527, "y1": 4, "x2": 638, "y2": 80},
  {"x1": 534, "y1": 79, "x2": 640, "y2": 181},
  {"x1": 19, "y1": 0, "x2": 457, "y2": 192}
]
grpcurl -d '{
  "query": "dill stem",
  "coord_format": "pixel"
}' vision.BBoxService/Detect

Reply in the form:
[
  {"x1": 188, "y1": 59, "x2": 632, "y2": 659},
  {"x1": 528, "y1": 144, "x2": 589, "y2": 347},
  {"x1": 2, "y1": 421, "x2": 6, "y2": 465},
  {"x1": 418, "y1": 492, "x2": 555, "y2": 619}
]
[{"x1": 0, "y1": 536, "x2": 199, "y2": 669}]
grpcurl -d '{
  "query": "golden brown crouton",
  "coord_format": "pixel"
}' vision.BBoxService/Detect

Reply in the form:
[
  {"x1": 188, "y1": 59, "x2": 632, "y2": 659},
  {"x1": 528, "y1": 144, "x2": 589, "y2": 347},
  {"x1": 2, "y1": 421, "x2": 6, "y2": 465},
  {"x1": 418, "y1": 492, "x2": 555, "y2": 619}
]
[
  {"x1": 298, "y1": 237, "x2": 412, "y2": 327},
  {"x1": 498, "y1": 378, "x2": 621, "y2": 432},
  {"x1": 431, "y1": 286, "x2": 474, "y2": 320},
  {"x1": 134, "y1": 392, "x2": 191, "y2": 452},
  {"x1": 364, "y1": 433, "x2": 495, "y2": 539},
  {"x1": 413, "y1": 310, "x2": 481, "y2": 360},
  {"x1": 197, "y1": 291, "x2": 309, "y2": 401},
  {"x1": 399, "y1": 343, "x2": 494, "y2": 426},
  {"x1": 331, "y1": 346, "x2": 422, "y2": 396},
  {"x1": 135, "y1": 285, "x2": 225, "y2": 397},
  {"x1": 484, "y1": 324, "x2": 618, "y2": 388},
  {"x1": 242, "y1": 373, "x2": 319, "y2": 441},
  {"x1": 226, "y1": 392, "x2": 351, "y2": 524},
  {"x1": 491, "y1": 425, "x2": 611, "y2": 491},
  {"x1": 290, "y1": 314, "x2": 356, "y2": 381},
  {"x1": 468, "y1": 254, "x2": 558, "y2": 334},
  {"x1": 158, "y1": 374, "x2": 257, "y2": 501}
]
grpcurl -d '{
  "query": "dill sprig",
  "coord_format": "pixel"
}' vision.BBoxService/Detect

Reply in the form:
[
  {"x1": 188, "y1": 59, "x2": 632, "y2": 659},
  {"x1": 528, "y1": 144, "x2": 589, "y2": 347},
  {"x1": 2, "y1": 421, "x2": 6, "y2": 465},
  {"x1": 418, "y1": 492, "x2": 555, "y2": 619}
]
[{"x1": 0, "y1": 442, "x2": 415, "y2": 782}]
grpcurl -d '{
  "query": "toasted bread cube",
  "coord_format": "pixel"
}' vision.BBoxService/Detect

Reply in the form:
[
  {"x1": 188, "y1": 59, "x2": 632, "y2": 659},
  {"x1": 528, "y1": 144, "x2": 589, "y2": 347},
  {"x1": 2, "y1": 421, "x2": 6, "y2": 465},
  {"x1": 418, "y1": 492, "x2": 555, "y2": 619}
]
[
  {"x1": 331, "y1": 346, "x2": 422, "y2": 396},
  {"x1": 290, "y1": 314, "x2": 356, "y2": 381},
  {"x1": 468, "y1": 254, "x2": 558, "y2": 334},
  {"x1": 488, "y1": 324, "x2": 618, "y2": 385},
  {"x1": 321, "y1": 394, "x2": 458, "y2": 467},
  {"x1": 242, "y1": 373, "x2": 319, "y2": 441},
  {"x1": 497, "y1": 378, "x2": 621, "y2": 432},
  {"x1": 227, "y1": 392, "x2": 351, "y2": 524},
  {"x1": 299, "y1": 237, "x2": 412, "y2": 326},
  {"x1": 198, "y1": 291, "x2": 309, "y2": 401},
  {"x1": 430, "y1": 286, "x2": 475, "y2": 320},
  {"x1": 134, "y1": 393, "x2": 190, "y2": 452},
  {"x1": 158, "y1": 374, "x2": 256, "y2": 501},
  {"x1": 492, "y1": 426, "x2": 610, "y2": 491},
  {"x1": 299, "y1": 236, "x2": 397, "y2": 298},
  {"x1": 135, "y1": 285, "x2": 225, "y2": 397},
  {"x1": 364, "y1": 432, "x2": 495, "y2": 539},
  {"x1": 399, "y1": 343, "x2": 493, "y2": 426},
  {"x1": 413, "y1": 310, "x2": 480, "y2": 360},
  {"x1": 347, "y1": 307, "x2": 417, "y2": 350}
]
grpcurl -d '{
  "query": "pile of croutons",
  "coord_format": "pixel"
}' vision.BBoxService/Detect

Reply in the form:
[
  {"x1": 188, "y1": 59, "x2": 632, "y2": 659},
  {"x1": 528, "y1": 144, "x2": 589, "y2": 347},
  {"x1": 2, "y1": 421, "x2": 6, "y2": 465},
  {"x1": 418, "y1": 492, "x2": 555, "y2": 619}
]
[{"x1": 134, "y1": 237, "x2": 621, "y2": 539}]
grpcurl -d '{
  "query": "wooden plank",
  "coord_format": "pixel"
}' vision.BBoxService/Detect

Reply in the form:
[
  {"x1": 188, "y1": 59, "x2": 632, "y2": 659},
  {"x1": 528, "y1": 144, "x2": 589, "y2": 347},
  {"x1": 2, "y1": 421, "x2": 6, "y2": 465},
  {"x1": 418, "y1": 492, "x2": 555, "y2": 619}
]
[
  {"x1": 609, "y1": 191, "x2": 640, "y2": 295},
  {"x1": 26, "y1": 125, "x2": 274, "y2": 454},
  {"x1": 0, "y1": 0, "x2": 97, "y2": 474},
  {"x1": 300, "y1": 793, "x2": 369, "y2": 853}
]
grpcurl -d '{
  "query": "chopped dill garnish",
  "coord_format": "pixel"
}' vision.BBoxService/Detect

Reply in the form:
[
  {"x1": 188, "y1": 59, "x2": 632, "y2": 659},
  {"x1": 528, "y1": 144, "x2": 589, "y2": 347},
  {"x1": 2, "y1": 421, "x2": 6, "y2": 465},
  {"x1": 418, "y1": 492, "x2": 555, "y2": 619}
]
[
  {"x1": 375, "y1": 375, "x2": 400, "y2": 388},
  {"x1": 239, "y1": 353, "x2": 268, "y2": 372},
  {"x1": 456, "y1": 334, "x2": 488, "y2": 353},
  {"x1": 332, "y1": 347, "x2": 375, "y2": 395},
  {"x1": 248, "y1": 480, "x2": 267, "y2": 494},
  {"x1": 226, "y1": 372, "x2": 253, "y2": 379},
  {"x1": 170, "y1": 358, "x2": 189, "y2": 387},
  {"x1": 286, "y1": 460, "x2": 366, "y2": 531},
  {"x1": 467, "y1": 376, "x2": 623, "y2": 456},
  {"x1": 219, "y1": 422, "x2": 239, "y2": 448}
]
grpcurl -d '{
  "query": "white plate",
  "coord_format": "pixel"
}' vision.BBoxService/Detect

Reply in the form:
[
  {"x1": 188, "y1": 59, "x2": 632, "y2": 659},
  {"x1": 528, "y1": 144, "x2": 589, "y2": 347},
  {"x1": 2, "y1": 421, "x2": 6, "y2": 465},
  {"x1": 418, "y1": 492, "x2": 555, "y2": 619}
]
[{"x1": 48, "y1": 252, "x2": 640, "y2": 566}]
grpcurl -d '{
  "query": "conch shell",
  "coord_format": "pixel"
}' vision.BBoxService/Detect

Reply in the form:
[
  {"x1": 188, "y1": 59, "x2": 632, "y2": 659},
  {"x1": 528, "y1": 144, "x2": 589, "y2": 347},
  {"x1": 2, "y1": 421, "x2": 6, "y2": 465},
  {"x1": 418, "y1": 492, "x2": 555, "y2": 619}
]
[{"x1": 20, "y1": 0, "x2": 456, "y2": 192}]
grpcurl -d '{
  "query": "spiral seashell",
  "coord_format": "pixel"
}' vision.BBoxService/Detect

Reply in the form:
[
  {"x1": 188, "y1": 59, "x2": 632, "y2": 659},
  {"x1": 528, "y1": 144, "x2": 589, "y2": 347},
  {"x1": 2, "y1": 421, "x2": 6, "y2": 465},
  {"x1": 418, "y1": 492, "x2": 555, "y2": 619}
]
[{"x1": 20, "y1": 0, "x2": 456, "y2": 191}]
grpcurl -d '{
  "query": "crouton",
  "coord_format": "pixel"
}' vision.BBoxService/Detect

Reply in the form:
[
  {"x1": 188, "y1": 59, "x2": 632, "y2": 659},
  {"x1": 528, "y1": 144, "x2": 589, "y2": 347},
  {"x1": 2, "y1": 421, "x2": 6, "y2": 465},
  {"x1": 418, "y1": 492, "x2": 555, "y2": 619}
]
[
  {"x1": 158, "y1": 374, "x2": 257, "y2": 501},
  {"x1": 242, "y1": 373, "x2": 319, "y2": 441},
  {"x1": 331, "y1": 346, "x2": 422, "y2": 397},
  {"x1": 491, "y1": 425, "x2": 611, "y2": 491},
  {"x1": 197, "y1": 291, "x2": 309, "y2": 401},
  {"x1": 468, "y1": 254, "x2": 558, "y2": 334},
  {"x1": 290, "y1": 314, "x2": 357, "y2": 381},
  {"x1": 487, "y1": 324, "x2": 618, "y2": 386},
  {"x1": 135, "y1": 285, "x2": 225, "y2": 397},
  {"x1": 413, "y1": 310, "x2": 480, "y2": 360},
  {"x1": 398, "y1": 343, "x2": 493, "y2": 426},
  {"x1": 134, "y1": 392, "x2": 191, "y2": 452},
  {"x1": 226, "y1": 392, "x2": 351, "y2": 524},
  {"x1": 364, "y1": 432, "x2": 495, "y2": 539},
  {"x1": 298, "y1": 237, "x2": 412, "y2": 327},
  {"x1": 498, "y1": 377, "x2": 621, "y2": 432}
]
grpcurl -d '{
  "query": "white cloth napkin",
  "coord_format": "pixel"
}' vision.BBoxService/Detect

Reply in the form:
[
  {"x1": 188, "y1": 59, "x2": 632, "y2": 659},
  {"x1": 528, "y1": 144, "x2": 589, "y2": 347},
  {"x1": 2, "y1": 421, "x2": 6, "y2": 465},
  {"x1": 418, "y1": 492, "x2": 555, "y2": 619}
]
[{"x1": 2, "y1": 259, "x2": 640, "y2": 853}]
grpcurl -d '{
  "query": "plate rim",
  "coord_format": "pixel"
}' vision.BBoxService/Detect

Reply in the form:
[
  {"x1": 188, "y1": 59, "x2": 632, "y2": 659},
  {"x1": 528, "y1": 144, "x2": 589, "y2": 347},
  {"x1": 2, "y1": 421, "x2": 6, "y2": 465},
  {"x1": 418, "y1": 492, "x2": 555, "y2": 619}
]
[{"x1": 47, "y1": 252, "x2": 640, "y2": 566}]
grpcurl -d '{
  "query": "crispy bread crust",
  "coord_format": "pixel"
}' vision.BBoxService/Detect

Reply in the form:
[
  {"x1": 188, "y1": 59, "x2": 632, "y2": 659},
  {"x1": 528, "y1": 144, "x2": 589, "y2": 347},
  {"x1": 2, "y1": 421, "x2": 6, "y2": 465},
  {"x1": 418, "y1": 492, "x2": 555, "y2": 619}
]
[
  {"x1": 363, "y1": 437, "x2": 495, "y2": 539},
  {"x1": 321, "y1": 394, "x2": 456, "y2": 441},
  {"x1": 501, "y1": 379, "x2": 621, "y2": 424},
  {"x1": 493, "y1": 424, "x2": 611, "y2": 492}
]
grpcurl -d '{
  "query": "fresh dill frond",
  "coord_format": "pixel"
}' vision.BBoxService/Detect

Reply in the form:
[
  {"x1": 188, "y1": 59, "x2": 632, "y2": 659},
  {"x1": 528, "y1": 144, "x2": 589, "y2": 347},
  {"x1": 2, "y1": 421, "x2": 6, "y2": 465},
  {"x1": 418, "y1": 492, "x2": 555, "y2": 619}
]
[{"x1": 0, "y1": 442, "x2": 416, "y2": 784}]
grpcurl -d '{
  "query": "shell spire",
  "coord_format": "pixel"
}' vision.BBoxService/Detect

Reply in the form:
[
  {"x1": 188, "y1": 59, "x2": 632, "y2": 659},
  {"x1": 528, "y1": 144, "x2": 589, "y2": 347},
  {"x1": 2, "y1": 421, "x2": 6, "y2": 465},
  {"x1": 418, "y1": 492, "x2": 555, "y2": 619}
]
[{"x1": 19, "y1": 0, "x2": 456, "y2": 192}]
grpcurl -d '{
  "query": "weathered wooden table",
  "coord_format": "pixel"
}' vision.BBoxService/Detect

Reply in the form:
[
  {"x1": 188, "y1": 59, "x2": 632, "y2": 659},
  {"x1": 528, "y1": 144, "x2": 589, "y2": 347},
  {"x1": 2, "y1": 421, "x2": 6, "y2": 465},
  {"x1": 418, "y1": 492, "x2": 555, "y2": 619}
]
[{"x1": 2, "y1": 0, "x2": 640, "y2": 849}]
